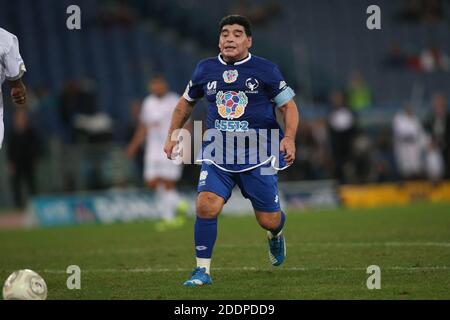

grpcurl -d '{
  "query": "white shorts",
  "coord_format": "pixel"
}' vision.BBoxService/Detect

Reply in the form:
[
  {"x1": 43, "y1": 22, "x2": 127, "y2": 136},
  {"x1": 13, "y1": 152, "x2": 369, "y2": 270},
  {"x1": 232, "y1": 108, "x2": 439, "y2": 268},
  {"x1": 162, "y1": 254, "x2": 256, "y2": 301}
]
[{"x1": 144, "y1": 158, "x2": 182, "y2": 182}]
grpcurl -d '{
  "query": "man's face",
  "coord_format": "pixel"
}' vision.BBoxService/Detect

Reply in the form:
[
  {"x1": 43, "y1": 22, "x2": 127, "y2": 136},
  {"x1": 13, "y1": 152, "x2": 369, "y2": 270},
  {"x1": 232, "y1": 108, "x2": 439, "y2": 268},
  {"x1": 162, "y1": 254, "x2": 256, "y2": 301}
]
[
  {"x1": 219, "y1": 24, "x2": 252, "y2": 62},
  {"x1": 149, "y1": 78, "x2": 168, "y2": 97}
]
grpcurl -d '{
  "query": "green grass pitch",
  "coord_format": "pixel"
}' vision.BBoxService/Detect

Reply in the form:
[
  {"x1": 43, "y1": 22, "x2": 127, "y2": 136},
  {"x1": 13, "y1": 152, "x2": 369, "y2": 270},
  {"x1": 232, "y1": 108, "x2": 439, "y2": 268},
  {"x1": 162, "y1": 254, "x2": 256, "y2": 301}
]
[{"x1": 1, "y1": 202, "x2": 449, "y2": 299}]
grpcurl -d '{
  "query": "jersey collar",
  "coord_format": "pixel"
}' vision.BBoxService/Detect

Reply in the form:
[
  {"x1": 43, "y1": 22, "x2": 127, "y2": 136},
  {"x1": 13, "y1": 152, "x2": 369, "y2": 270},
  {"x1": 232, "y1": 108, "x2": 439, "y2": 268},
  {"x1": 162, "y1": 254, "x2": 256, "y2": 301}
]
[{"x1": 218, "y1": 53, "x2": 252, "y2": 66}]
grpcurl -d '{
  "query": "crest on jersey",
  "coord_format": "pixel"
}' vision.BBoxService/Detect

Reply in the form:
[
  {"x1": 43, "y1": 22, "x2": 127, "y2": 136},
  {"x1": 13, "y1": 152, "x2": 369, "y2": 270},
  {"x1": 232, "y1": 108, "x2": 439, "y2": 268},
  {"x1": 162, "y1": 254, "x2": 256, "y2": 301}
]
[
  {"x1": 245, "y1": 78, "x2": 259, "y2": 91},
  {"x1": 216, "y1": 91, "x2": 248, "y2": 119},
  {"x1": 223, "y1": 70, "x2": 239, "y2": 83}
]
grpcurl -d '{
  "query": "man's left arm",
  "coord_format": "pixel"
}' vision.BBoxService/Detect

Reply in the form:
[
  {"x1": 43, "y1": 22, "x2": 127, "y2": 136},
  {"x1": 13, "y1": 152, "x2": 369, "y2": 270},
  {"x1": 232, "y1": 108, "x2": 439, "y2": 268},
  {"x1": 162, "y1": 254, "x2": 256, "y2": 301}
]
[{"x1": 278, "y1": 99, "x2": 299, "y2": 165}]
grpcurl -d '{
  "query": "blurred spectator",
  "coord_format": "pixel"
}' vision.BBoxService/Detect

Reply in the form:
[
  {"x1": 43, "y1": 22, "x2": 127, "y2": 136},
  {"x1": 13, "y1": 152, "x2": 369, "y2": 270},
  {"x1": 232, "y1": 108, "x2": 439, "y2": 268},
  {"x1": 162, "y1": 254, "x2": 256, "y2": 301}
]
[
  {"x1": 310, "y1": 118, "x2": 333, "y2": 179},
  {"x1": 424, "y1": 93, "x2": 450, "y2": 177},
  {"x1": 59, "y1": 79, "x2": 113, "y2": 145},
  {"x1": 425, "y1": 138, "x2": 445, "y2": 183},
  {"x1": 392, "y1": 105, "x2": 428, "y2": 180},
  {"x1": 396, "y1": 0, "x2": 422, "y2": 23},
  {"x1": 327, "y1": 90, "x2": 357, "y2": 183},
  {"x1": 383, "y1": 43, "x2": 450, "y2": 73},
  {"x1": 396, "y1": 0, "x2": 444, "y2": 24},
  {"x1": 420, "y1": 45, "x2": 450, "y2": 72},
  {"x1": 373, "y1": 127, "x2": 398, "y2": 182},
  {"x1": 351, "y1": 134, "x2": 373, "y2": 184},
  {"x1": 96, "y1": 0, "x2": 138, "y2": 28},
  {"x1": 346, "y1": 72, "x2": 372, "y2": 111},
  {"x1": 383, "y1": 41, "x2": 407, "y2": 69},
  {"x1": 422, "y1": 0, "x2": 445, "y2": 24},
  {"x1": 58, "y1": 79, "x2": 113, "y2": 191},
  {"x1": 232, "y1": 0, "x2": 282, "y2": 26},
  {"x1": 6, "y1": 110, "x2": 42, "y2": 208}
]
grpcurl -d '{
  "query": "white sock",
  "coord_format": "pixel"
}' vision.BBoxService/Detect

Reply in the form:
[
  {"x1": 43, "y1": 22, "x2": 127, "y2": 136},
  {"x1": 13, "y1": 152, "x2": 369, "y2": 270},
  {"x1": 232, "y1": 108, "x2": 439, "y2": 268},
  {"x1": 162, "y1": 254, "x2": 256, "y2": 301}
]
[
  {"x1": 196, "y1": 258, "x2": 211, "y2": 275},
  {"x1": 162, "y1": 189, "x2": 179, "y2": 221},
  {"x1": 155, "y1": 184, "x2": 166, "y2": 219}
]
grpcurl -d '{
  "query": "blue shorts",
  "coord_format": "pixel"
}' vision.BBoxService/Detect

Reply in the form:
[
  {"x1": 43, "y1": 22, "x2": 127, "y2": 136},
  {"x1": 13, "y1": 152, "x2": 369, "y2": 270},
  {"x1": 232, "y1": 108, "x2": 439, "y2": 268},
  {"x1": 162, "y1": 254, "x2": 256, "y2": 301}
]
[{"x1": 197, "y1": 162, "x2": 281, "y2": 212}]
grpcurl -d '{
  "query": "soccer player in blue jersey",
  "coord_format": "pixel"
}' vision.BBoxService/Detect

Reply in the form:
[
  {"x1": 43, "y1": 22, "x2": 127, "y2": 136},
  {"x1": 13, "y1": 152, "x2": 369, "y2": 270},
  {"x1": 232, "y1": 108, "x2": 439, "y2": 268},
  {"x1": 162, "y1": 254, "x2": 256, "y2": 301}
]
[{"x1": 164, "y1": 15, "x2": 299, "y2": 286}]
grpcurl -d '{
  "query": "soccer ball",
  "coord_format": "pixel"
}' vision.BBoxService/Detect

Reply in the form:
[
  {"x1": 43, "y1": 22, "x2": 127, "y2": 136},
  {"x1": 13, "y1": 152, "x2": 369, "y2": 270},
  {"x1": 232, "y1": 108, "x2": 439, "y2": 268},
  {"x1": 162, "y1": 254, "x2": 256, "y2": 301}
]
[{"x1": 2, "y1": 269, "x2": 47, "y2": 300}]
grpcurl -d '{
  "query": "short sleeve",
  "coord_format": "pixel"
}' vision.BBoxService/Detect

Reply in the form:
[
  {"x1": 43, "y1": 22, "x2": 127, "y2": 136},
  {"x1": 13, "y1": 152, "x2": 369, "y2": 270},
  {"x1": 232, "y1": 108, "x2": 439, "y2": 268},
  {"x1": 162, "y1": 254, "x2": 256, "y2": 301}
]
[
  {"x1": 265, "y1": 65, "x2": 295, "y2": 108},
  {"x1": 4, "y1": 35, "x2": 26, "y2": 81},
  {"x1": 183, "y1": 62, "x2": 205, "y2": 102},
  {"x1": 139, "y1": 98, "x2": 154, "y2": 125}
]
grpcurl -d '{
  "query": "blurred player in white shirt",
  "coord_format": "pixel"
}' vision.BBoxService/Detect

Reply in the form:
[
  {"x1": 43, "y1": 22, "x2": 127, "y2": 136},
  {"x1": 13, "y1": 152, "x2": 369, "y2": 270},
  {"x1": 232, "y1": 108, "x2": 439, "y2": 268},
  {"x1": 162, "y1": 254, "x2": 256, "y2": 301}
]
[
  {"x1": 393, "y1": 105, "x2": 428, "y2": 179},
  {"x1": 1, "y1": 27, "x2": 27, "y2": 149},
  {"x1": 127, "y1": 75, "x2": 185, "y2": 230}
]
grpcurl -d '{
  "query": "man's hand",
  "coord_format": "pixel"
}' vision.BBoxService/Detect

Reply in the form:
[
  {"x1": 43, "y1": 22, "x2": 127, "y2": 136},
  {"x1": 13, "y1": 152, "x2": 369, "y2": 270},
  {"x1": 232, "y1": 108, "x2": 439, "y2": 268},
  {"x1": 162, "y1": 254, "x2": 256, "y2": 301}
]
[
  {"x1": 164, "y1": 138, "x2": 178, "y2": 160},
  {"x1": 280, "y1": 136, "x2": 296, "y2": 165},
  {"x1": 10, "y1": 81, "x2": 27, "y2": 105}
]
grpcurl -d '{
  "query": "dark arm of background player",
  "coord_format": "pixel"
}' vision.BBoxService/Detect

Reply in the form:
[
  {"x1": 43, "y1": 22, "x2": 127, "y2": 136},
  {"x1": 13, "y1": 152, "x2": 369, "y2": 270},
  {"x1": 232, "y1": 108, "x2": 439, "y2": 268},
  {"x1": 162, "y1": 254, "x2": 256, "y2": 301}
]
[
  {"x1": 279, "y1": 99, "x2": 299, "y2": 164},
  {"x1": 126, "y1": 123, "x2": 147, "y2": 158},
  {"x1": 8, "y1": 78, "x2": 27, "y2": 105},
  {"x1": 164, "y1": 97, "x2": 195, "y2": 159}
]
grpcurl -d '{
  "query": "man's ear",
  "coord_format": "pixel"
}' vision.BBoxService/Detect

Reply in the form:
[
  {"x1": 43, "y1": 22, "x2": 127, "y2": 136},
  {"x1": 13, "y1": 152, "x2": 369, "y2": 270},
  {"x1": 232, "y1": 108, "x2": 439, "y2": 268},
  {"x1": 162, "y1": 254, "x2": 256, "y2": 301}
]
[{"x1": 247, "y1": 36, "x2": 253, "y2": 49}]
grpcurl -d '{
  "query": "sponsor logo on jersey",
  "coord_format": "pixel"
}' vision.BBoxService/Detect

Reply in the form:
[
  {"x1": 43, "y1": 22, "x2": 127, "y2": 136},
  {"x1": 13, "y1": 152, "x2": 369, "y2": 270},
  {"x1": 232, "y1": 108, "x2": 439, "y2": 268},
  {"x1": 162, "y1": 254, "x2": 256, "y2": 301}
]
[
  {"x1": 223, "y1": 70, "x2": 239, "y2": 83},
  {"x1": 206, "y1": 81, "x2": 217, "y2": 95},
  {"x1": 216, "y1": 91, "x2": 248, "y2": 120},
  {"x1": 245, "y1": 78, "x2": 259, "y2": 91}
]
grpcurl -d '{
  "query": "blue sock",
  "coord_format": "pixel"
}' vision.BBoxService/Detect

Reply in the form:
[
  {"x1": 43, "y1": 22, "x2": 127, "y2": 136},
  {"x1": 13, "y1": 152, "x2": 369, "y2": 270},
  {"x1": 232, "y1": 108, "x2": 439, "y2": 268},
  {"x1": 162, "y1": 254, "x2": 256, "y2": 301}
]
[
  {"x1": 194, "y1": 216, "x2": 217, "y2": 259},
  {"x1": 270, "y1": 211, "x2": 286, "y2": 236}
]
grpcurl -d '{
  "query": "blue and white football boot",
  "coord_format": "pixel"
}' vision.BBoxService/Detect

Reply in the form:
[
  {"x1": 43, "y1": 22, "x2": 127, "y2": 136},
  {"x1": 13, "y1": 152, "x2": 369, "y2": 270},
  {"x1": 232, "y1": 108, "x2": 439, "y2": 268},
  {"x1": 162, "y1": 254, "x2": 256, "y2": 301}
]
[
  {"x1": 268, "y1": 231, "x2": 286, "y2": 266},
  {"x1": 183, "y1": 267, "x2": 212, "y2": 287}
]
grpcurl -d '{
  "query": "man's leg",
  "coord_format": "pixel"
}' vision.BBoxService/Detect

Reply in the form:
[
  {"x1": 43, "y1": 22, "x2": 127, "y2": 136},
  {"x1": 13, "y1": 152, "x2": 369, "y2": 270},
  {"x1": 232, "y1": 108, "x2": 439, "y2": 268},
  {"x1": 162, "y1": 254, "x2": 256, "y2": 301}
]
[
  {"x1": 255, "y1": 210, "x2": 286, "y2": 266},
  {"x1": 238, "y1": 167, "x2": 286, "y2": 266},
  {"x1": 183, "y1": 192, "x2": 224, "y2": 287},
  {"x1": 184, "y1": 163, "x2": 233, "y2": 286},
  {"x1": 195, "y1": 192, "x2": 224, "y2": 271},
  {"x1": 255, "y1": 211, "x2": 285, "y2": 236}
]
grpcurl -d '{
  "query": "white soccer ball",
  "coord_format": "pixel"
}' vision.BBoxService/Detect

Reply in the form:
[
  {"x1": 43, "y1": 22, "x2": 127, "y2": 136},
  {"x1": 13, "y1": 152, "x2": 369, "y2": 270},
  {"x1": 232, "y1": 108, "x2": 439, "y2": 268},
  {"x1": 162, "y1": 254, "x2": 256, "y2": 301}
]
[{"x1": 2, "y1": 269, "x2": 47, "y2": 300}]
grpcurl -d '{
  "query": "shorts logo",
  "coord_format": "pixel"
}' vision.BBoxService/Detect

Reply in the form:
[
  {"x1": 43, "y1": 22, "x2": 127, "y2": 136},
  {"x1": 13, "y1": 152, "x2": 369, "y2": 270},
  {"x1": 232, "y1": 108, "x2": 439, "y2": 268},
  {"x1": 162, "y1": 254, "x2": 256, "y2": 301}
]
[
  {"x1": 199, "y1": 170, "x2": 208, "y2": 181},
  {"x1": 274, "y1": 195, "x2": 279, "y2": 203},
  {"x1": 216, "y1": 91, "x2": 248, "y2": 120},
  {"x1": 279, "y1": 81, "x2": 287, "y2": 90},
  {"x1": 223, "y1": 70, "x2": 239, "y2": 83},
  {"x1": 245, "y1": 78, "x2": 259, "y2": 91}
]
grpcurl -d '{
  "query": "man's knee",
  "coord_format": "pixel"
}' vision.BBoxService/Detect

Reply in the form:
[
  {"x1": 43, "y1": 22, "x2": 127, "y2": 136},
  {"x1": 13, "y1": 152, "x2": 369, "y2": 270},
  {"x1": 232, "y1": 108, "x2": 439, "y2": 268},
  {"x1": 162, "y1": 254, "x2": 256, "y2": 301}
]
[
  {"x1": 196, "y1": 192, "x2": 224, "y2": 219},
  {"x1": 255, "y1": 211, "x2": 281, "y2": 230}
]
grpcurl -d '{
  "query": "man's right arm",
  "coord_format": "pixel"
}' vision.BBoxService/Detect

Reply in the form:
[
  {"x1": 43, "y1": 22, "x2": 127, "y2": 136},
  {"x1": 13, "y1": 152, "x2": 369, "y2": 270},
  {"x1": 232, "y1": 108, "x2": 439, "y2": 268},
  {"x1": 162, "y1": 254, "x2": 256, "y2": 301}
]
[
  {"x1": 9, "y1": 79, "x2": 27, "y2": 106},
  {"x1": 164, "y1": 97, "x2": 195, "y2": 159}
]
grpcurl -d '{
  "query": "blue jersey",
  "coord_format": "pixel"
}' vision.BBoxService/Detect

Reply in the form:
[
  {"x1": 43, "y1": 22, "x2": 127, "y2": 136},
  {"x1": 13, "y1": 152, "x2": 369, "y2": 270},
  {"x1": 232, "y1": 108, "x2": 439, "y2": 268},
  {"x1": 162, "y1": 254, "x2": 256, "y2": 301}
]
[{"x1": 183, "y1": 53, "x2": 296, "y2": 172}]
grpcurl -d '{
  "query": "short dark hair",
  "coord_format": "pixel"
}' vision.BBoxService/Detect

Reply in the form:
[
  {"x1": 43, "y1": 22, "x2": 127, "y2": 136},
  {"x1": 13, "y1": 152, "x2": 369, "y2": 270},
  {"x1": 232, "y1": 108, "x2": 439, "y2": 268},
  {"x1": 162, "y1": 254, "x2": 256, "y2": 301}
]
[{"x1": 219, "y1": 15, "x2": 252, "y2": 37}]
